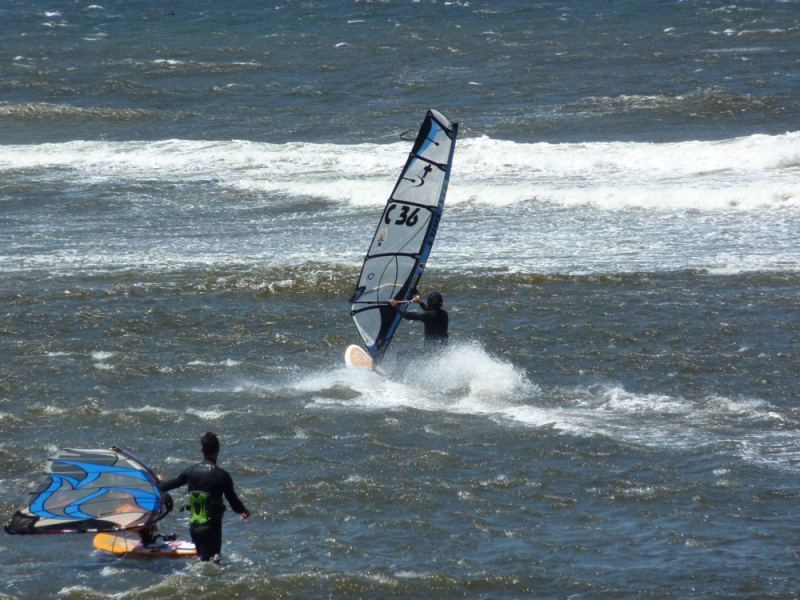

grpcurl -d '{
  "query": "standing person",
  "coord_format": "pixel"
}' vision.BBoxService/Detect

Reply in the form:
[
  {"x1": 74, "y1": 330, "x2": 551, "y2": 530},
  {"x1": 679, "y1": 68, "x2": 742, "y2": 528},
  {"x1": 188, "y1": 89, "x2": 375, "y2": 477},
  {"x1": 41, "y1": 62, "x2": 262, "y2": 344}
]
[
  {"x1": 158, "y1": 432, "x2": 249, "y2": 562},
  {"x1": 389, "y1": 291, "x2": 449, "y2": 346}
]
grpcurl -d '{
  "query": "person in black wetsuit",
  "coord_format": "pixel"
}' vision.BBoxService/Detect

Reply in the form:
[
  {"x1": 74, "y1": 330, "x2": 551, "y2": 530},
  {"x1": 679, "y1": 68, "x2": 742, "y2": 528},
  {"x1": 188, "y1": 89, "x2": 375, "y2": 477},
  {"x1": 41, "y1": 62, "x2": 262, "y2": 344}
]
[
  {"x1": 158, "y1": 432, "x2": 249, "y2": 562},
  {"x1": 389, "y1": 291, "x2": 449, "y2": 346}
]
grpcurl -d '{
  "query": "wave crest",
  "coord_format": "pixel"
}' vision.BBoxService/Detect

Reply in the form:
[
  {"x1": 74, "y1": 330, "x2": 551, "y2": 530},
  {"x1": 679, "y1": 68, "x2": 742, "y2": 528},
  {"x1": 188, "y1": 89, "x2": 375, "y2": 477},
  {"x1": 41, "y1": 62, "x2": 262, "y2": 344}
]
[{"x1": 1, "y1": 132, "x2": 797, "y2": 212}]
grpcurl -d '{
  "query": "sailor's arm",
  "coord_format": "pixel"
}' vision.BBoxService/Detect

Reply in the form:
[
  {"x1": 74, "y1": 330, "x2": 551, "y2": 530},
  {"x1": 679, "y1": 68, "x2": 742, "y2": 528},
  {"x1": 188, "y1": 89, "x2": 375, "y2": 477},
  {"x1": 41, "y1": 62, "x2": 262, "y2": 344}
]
[
  {"x1": 222, "y1": 471, "x2": 249, "y2": 518},
  {"x1": 157, "y1": 469, "x2": 188, "y2": 492},
  {"x1": 389, "y1": 296, "x2": 423, "y2": 319}
]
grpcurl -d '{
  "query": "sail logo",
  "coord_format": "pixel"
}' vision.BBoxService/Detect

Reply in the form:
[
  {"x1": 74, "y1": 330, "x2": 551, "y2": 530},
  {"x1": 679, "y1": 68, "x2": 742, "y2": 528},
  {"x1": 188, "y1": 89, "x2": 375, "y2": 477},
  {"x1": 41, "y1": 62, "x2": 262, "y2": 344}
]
[{"x1": 402, "y1": 163, "x2": 433, "y2": 187}]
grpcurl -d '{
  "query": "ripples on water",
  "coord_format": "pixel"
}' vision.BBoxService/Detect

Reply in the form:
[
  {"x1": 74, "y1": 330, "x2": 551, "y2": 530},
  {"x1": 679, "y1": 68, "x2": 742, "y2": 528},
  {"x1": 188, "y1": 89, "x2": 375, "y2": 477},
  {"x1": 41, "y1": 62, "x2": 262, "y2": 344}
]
[
  {"x1": 3, "y1": 264, "x2": 799, "y2": 596},
  {"x1": 2, "y1": 0, "x2": 800, "y2": 143},
  {"x1": 2, "y1": 0, "x2": 800, "y2": 597}
]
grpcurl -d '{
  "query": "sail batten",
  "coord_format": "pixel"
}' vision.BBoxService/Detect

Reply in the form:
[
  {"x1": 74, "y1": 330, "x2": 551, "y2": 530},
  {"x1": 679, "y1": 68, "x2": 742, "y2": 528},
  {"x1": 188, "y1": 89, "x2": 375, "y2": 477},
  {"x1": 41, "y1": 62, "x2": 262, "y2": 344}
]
[{"x1": 349, "y1": 109, "x2": 458, "y2": 362}]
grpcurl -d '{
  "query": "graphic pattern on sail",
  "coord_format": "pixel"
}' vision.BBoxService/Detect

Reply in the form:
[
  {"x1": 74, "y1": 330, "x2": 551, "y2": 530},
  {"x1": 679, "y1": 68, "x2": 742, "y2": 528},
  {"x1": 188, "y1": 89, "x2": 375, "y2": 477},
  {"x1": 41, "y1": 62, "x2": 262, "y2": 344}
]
[
  {"x1": 350, "y1": 109, "x2": 458, "y2": 361},
  {"x1": 5, "y1": 447, "x2": 169, "y2": 535}
]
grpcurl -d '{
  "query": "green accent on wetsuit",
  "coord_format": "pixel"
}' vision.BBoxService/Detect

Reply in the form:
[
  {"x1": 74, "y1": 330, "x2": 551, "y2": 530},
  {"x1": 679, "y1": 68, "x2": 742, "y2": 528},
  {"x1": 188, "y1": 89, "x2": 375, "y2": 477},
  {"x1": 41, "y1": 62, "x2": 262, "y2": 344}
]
[{"x1": 188, "y1": 491, "x2": 210, "y2": 526}]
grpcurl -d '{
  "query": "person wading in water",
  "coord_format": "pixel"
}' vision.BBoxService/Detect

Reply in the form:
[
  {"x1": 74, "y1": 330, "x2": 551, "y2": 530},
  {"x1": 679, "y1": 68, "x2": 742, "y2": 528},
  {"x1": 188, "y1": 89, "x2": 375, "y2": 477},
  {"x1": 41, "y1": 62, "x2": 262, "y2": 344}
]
[{"x1": 158, "y1": 432, "x2": 249, "y2": 562}]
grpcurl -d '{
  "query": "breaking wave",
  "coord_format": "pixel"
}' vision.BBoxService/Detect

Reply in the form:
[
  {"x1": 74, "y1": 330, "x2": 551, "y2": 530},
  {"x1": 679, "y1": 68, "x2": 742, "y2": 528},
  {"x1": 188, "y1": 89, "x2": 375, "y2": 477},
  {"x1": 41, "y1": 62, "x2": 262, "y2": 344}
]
[{"x1": 1, "y1": 132, "x2": 798, "y2": 211}]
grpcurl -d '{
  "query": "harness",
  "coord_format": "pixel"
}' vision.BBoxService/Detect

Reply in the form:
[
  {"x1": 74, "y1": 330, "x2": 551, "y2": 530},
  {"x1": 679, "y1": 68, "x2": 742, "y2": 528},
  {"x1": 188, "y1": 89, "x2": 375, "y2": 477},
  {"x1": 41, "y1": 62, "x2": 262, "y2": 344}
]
[{"x1": 188, "y1": 491, "x2": 210, "y2": 526}]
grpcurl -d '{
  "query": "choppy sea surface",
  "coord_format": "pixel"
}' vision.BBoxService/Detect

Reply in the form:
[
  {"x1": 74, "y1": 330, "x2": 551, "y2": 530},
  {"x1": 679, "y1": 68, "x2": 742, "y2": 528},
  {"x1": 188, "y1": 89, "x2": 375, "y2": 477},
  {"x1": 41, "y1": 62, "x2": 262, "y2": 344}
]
[{"x1": 2, "y1": 1, "x2": 799, "y2": 598}]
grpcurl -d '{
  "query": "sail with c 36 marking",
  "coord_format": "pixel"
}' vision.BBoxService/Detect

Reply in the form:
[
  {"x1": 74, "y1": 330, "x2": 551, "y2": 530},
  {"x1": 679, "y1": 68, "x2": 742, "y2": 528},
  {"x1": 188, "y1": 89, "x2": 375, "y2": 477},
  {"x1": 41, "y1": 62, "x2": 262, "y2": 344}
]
[{"x1": 349, "y1": 109, "x2": 458, "y2": 363}]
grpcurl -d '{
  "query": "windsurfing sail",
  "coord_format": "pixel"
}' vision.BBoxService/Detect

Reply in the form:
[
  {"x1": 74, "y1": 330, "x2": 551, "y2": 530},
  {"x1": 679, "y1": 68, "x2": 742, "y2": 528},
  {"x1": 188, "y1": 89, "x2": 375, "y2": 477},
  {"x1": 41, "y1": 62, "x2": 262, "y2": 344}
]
[
  {"x1": 349, "y1": 109, "x2": 458, "y2": 362},
  {"x1": 5, "y1": 446, "x2": 170, "y2": 535}
]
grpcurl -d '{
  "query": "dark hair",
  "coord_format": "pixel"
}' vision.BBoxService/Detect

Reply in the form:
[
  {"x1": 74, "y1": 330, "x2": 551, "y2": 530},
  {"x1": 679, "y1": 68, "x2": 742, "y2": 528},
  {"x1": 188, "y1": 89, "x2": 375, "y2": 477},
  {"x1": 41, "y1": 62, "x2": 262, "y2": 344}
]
[
  {"x1": 201, "y1": 431, "x2": 220, "y2": 457},
  {"x1": 426, "y1": 291, "x2": 444, "y2": 309}
]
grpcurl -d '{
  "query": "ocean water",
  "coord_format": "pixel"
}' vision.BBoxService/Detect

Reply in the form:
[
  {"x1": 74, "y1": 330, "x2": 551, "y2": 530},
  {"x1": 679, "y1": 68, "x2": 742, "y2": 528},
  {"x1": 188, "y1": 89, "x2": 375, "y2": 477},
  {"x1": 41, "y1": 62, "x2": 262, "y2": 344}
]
[{"x1": 1, "y1": 1, "x2": 799, "y2": 598}]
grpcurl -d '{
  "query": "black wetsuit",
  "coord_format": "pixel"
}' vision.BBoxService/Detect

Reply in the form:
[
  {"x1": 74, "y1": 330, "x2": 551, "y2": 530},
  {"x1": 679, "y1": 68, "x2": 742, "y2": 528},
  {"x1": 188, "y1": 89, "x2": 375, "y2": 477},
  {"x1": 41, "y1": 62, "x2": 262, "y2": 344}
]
[
  {"x1": 159, "y1": 458, "x2": 248, "y2": 561},
  {"x1": 396, "y1": 302, "x2": 449, "y2": 345}
]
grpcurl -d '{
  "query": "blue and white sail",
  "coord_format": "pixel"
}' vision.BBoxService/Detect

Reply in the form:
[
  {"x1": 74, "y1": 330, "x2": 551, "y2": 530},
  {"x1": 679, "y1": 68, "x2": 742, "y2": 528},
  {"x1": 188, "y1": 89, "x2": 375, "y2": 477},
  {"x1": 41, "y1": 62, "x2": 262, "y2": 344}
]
[
  {"x1": 349, "y1": 109, "x2": 458, "y2": 362},
  {"x1": 5, "y1": 447, "x2": 170, "y2": 535}
]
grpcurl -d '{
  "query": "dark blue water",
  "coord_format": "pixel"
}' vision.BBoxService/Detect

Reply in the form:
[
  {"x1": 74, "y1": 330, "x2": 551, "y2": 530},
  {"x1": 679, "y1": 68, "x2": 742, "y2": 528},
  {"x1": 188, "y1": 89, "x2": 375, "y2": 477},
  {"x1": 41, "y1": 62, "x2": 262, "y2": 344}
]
[
  {"x1": 2, "y1": 0, "x2": 798, "y2": 143},
  {"x1": 2, "y1": 1, "x2": 799, "y2": 598}
]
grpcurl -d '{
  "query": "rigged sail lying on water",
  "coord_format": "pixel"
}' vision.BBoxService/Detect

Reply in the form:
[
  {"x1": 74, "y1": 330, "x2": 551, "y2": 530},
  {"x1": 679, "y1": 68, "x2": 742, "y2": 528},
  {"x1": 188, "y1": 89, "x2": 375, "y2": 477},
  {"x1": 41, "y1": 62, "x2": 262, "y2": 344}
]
[
  {"x1": 5, "y1": 447, "x2": 169, "y2": 535},
  {"x1": 349, "y1": 109, "x2": 458, "y2": 362}
]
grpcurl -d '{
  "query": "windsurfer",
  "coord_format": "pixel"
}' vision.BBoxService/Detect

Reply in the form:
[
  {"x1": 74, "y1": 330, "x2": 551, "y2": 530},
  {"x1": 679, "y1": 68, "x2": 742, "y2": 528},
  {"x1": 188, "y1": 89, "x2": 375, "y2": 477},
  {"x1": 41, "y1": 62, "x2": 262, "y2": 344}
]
[
  {"x1": 348, "y1": 111, "x2": 457, "y2": 365},
  {"x1": 158, "y1": 432, "x2": 249, "y2": 562},
  {"x1": 389, "y1": 291, "x2": 449, "y2": 347}
]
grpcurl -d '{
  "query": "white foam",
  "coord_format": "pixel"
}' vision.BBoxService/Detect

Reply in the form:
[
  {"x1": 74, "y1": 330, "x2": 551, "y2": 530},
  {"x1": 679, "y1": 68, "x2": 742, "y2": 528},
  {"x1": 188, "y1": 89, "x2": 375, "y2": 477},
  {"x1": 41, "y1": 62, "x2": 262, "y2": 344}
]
[
  {"x1": 126, "y1": 405, "x2": 176, "y2": 415},
  {"x1": 187, "y1": 359, "x2": 242, "y2": 367},
  {"x1": 304, "y1": 342, "x2": 534, "y2": 415},
  {"x1": 2, "y1": 133, "x2": 798, "y2": 277},
  {"x1": 1, "y1": 132, "x2": 797, "y2": 212},
  {"x1": 58, "y1": 586, "x2": 96, "y2": 596},
  {"x1": 186, "y1": 407, "x2": 230, "y2": 420},
  {"x1": 299, "y1": 345, "x2": 800, "y2": 470}
]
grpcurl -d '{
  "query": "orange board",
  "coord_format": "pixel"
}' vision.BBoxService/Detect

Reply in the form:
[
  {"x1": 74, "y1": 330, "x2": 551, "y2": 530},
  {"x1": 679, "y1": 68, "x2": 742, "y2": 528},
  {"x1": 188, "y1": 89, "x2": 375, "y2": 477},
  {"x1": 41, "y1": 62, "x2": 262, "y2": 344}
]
[
  {"x1": 93, "y1": 532, "x2": 196, "y2": 557},
  {"x1": 344, "y1": 344, "x2": 373, "y2": 369}
]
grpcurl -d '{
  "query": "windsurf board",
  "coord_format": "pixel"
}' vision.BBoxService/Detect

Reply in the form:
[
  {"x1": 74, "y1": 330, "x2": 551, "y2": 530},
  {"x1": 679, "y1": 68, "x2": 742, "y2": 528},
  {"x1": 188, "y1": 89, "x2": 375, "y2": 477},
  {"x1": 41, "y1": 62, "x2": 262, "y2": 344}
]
[
  {"x1": 345, "y1": 344, "x2": 373, "y2": 369},
  {"x1": 93, "y1": 532, "x2": 196, "y2": 557}
]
